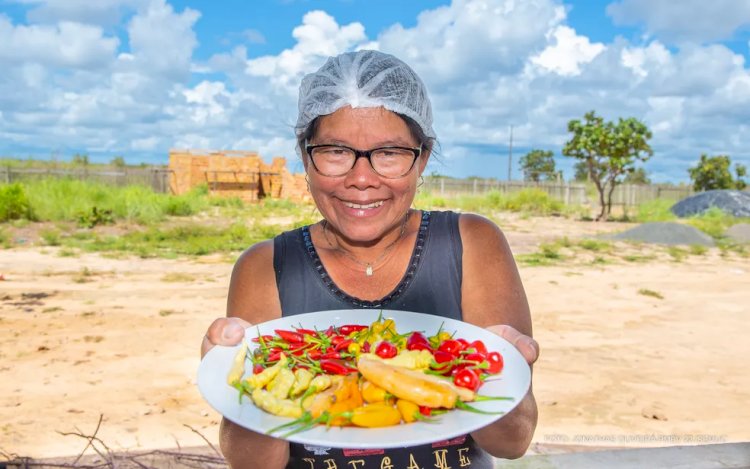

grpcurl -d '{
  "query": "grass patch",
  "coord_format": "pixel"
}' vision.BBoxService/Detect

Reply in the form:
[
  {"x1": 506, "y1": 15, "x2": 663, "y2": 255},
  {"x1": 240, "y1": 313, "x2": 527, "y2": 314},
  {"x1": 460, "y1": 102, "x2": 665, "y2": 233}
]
[
  {"x1": 40, "y1": 228, "x2": 62, "y2": 246},
  {"x1": 6, "y1": 178, "x2": 212, "y2": 225},
  {"x1": 577, "y1": 239, "x2": 611, "y2": 252},
  {"x1": 667, "y1": 246, "x2": 688, "y2": 262},
  {"x1": 72, "y1": 267, "x2": 94, "y2": 283},
  {"x1": 161, "y1": 272, "x2": 196, "y2": 282},
  {"x1": 623, "y1": 254, "x2": 656, "y2": 263},
  {"x1": 517, "y1": 242, "x2": 565, "y2": 266},
  {"x1": 638, "y1": 288, "x2": 664, "y2": 300},
  {"x1": 58, "y1": 222, "x2": 282, "y2": 258},
  {"x1": 689, "y1": 244, "x2": 708, "y2": 256},
  {"x1": 635, "y1": 199, "x2": 677, "y2": 223},
  {"x1": 685, "y1": 207, "x2": 747, "y2": 240},
  {"x1": 415, "y1": 188, "x2": 568, "y2": 216}
]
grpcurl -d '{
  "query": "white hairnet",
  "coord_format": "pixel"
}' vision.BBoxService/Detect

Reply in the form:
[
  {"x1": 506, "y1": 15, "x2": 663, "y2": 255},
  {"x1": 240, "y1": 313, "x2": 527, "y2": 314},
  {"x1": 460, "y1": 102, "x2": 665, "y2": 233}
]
[{"x1": 295, "y1": 50, "x2": 436, "y2": 142}]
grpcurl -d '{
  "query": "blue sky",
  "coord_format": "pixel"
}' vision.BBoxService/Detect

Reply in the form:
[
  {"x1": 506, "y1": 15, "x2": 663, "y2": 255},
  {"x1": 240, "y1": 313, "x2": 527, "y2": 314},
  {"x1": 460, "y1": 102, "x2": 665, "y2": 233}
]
[{"x1": 1, "y1": 0, "x2": 750, "y2": 182}]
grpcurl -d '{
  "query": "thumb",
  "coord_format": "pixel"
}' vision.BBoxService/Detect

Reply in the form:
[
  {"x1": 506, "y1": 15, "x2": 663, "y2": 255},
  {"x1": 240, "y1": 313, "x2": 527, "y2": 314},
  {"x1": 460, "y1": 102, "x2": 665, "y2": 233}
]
[
  {"x1": 201, "y1": 317, "x2": 253, "y2": 358},
  {"x1": 486, "y1": 324, "x2": 539, "y2": 366}
]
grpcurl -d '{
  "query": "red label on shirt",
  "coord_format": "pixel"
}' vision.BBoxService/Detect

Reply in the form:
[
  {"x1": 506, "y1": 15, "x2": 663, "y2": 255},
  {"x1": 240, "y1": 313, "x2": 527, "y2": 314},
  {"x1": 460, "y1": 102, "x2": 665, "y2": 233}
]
[
  {"x1": 342, "y1": 448, "x2": 385, "y2": 457},
  {"x1": 431, "y1": 435, "x2": 467, "y2": 448}
]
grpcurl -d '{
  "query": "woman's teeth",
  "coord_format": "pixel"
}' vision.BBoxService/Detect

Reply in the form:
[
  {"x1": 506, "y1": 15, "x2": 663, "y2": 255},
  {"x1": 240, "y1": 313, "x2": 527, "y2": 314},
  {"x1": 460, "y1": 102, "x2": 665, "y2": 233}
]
[{"x1": 343, "y1": 200, "x2": 384, "y2": 209}]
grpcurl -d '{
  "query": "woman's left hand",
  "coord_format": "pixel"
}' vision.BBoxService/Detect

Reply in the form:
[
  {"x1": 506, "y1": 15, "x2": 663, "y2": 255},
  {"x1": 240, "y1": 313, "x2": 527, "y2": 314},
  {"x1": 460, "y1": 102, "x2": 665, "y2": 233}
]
[{"x1": 486, "y1": 325, "x2": 539, "y2": 366}]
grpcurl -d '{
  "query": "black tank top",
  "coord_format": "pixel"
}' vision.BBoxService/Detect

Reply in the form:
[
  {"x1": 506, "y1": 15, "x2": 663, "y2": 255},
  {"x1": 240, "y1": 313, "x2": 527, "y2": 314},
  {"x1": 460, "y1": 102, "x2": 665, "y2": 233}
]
[{"x1": 273, "y1": 210, "x2": 494, "y2": 468}]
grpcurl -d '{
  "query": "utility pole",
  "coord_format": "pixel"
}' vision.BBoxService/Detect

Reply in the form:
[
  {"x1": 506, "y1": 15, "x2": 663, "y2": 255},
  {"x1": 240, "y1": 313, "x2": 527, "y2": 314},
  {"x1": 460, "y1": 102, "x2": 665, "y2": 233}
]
[{"x1": 507, "y1": 125, "x2": 513, "y2": 181}]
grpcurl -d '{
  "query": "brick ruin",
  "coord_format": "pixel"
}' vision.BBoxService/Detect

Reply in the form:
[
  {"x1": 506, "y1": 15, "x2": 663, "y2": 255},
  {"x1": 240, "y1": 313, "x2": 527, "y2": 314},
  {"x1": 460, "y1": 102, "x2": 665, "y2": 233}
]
[{"x1": 168, "y1": 149, "x2": 309, "y2": 202}]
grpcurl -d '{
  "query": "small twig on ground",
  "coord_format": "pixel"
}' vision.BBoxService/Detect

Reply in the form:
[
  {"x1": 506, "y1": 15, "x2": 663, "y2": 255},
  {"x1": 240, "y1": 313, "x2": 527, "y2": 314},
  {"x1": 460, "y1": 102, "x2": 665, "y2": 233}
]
[{"x1": 181, "y1": 424, "x2": 221, "y2": 458}]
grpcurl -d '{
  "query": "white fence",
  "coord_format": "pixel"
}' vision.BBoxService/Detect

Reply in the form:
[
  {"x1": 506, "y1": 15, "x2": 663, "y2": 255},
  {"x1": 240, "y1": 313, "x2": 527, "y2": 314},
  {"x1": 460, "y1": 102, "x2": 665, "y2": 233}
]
[{"x1": 422, "y1": 177, "x2": 693, "y2": 207}]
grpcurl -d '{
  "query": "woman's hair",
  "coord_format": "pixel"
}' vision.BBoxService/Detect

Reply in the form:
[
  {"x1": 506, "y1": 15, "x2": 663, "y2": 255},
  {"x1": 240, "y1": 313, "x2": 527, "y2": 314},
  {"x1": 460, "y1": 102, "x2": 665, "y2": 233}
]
[{"x1": 296, "y1": 112, "x2": 436, "y2": 161}]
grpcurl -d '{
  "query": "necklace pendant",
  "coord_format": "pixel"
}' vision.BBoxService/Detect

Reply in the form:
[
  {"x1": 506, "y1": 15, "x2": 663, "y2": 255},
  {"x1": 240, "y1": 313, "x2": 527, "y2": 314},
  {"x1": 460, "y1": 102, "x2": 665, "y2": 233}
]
[{"x1": 365, "y1": 264, "x2": 373, "y2": 276}]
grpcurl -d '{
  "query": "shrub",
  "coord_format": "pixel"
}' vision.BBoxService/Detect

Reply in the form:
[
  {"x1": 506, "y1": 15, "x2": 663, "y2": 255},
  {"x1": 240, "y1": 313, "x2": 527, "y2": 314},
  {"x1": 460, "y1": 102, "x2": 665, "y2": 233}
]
[{"x1": 0, "y1": 183, "x2": 36, "y2": 221}]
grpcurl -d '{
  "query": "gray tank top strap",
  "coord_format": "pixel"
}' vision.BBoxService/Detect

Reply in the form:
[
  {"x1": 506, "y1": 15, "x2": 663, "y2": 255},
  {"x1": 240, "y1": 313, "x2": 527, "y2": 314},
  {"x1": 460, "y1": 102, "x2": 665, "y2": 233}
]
[{"x1": 273, "y1": 210, "x2": 463, "y2": 320}]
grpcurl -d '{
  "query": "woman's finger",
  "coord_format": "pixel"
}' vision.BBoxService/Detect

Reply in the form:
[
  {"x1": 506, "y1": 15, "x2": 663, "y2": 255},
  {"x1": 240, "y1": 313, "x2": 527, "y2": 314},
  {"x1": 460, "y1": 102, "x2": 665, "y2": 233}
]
[
  {"x1": 486, "y1": 324, "x2": 539, "y2": 366},
  {"x1": 201, "y1": 317, "x2": 253, "y2": 358}
]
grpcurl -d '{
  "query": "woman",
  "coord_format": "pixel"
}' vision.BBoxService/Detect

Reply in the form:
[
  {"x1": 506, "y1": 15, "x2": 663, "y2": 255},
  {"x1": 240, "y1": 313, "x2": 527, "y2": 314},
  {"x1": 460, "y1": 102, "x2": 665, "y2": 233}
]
[{"x1": 201, "y1": 50, "x2": 539, "y2": 468}]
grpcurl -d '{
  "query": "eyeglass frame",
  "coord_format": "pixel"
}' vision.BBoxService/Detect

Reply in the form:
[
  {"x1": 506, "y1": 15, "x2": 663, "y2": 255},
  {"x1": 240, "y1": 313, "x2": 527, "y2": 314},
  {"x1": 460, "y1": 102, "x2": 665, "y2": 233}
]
[{"x1": 304, "y1": 143, "x2": 423, "y2": 178}]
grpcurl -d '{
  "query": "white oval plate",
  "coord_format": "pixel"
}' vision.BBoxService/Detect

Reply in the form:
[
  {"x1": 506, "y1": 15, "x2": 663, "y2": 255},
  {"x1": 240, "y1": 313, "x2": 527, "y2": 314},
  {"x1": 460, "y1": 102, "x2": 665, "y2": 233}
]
[{"x1": 197, "y1": 309, "x2": 531, "y2": 449}]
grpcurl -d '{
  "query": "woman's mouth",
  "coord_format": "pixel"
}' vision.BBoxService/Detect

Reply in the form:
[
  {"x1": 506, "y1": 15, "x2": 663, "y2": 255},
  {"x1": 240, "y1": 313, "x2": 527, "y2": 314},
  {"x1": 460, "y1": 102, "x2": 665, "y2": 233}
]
[{"x1": 342, "y1": 200, "x2": 385, "y2": 209}]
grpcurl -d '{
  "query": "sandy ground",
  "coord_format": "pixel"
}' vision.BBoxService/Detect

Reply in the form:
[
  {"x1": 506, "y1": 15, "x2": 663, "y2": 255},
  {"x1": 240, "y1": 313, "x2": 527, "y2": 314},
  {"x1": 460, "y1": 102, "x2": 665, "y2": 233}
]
[{"x1": 1, "y1": 216, "x2": 748, "y2": 459}]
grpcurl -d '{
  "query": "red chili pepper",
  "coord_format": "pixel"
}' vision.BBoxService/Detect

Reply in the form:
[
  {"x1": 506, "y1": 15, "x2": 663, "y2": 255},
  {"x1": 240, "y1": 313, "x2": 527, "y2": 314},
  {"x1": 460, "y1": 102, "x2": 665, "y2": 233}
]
[
  {"x1": 462, "y1": 352, "x2": 486, "y2": 365},
  {"x1": 290, "y1": 343, "x2": 313, "y2": 356},
  {"x1": 338, "y1": 324, "x2": 369, "y2": 335},
  {"x1": 252, "y1": 363, "x2": 265, "y2": 374},
  {"x1": 362, "y1": 341, "x2": 371, "y2": 353},
  {"x1": 319, "y1": 351, "x2": 342, "y2": 360},
  {"x1": 324, "y1": 326, "x2": 336, "y2": 337},
  {"x1": 275, "y1": 329, "x2": 304, "y2": 343},
  {"x1": 334, "y1": 339, "x2": 353, "y2": 352},
  {"x1": 375, "y1": 341, "x2": 398, "y2": 359},
  {"x1": 252, "y1": 335, "x2": 274, "y2": 343},
  {"x1": 267, "y1": 351, "x2": 281, "y2": 362},
  {"x1": 456, "y1": 338, "x2": 470, "y2": 349},
  {"x1": 320, "y1": 359, "x2": 357, "y2": 375},
  {"x1": 487, "y1": 351, "x2": 504, "y2": 374},
  {"x1": 453, "y1": 367, "x2": 481, "y2": 391},
  {"x1": 330, "y1": 335, "x2": 347, "y2": 346},
  {"x1": 294, "y1": 327, "x2": 317, "y2": 336},
  {"x1": 419, "y1": 406, "x2": 432, "y2": 416},
  {"x1": 406, "y1": 332, "x2": 432, "y2": 352},
  {"x1": 467, "y1": 340, "x2": 488, "y2": 357},
  {"x1": 438, "y1": 339, "x2": 464, "y2": 357}
]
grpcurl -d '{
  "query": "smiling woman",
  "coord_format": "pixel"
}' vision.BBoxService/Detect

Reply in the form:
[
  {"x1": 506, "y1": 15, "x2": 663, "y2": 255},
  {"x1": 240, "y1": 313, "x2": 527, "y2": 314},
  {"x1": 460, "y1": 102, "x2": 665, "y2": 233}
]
[{"x1": 201, "y1": 50, "x2": 539, "y2": 469}]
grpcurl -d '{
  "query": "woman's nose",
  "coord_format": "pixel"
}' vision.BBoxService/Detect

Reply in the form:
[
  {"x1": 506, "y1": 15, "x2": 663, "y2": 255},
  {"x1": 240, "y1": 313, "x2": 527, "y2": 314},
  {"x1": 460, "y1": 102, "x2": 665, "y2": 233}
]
[{"x1": 344, "y1": 156, "x2": 381, "y2": 189}]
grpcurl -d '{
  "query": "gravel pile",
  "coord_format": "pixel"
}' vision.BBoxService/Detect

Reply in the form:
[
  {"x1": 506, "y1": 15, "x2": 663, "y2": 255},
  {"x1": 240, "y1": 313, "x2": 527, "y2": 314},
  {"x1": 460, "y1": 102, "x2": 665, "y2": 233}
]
[
  {"x1": 671, "y1": 190, "x2": 750, "y2": 217},
  {"x1": 725, "y1": 223, "x2": 750, "y2": 244},
  {"x1": 606, "y1": 222, "x2": 715, "y2": 246}
]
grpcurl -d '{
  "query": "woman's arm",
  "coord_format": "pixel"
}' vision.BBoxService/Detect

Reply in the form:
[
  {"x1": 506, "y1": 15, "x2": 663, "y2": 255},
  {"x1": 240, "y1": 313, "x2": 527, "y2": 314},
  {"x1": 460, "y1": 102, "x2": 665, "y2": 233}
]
[
  {"x1": 206, "y1": 240, "x2": 290, "y2": 469},
  {"x1": 459, "y1": 213, "x2": 539, "y2": 459}
]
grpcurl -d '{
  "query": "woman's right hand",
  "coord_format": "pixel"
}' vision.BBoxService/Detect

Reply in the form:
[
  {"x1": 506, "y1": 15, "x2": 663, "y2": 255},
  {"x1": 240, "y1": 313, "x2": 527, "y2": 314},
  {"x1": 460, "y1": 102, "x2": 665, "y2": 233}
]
[{"x1": 201, "y1": 317, "x2": 252, "y2": 359}]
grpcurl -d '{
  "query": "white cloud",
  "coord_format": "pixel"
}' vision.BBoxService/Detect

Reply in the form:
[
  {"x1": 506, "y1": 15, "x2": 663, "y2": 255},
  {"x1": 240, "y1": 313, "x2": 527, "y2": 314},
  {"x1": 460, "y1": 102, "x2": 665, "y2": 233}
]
[
  {"x1": 607, "y1": 0, "x2": 750, "y2": 44},
  {"x1": 0, "y1": 15, "x2": 118, "y2": 68},
  {"x1": 126, "y1": 0, "x2": 200, "y2": 81},
  {"x1": 531, "y1": 25, "x2": 606, "y2": 76},
  {"x1": 246, "y1": 10, "x2": 367, "y2": 91},
  {"x1": 378, "y1": 0, "x2": 566, "y2": 84},
  {"x1": 1, "y1": 0, "x2": 749, "y2": 182}
]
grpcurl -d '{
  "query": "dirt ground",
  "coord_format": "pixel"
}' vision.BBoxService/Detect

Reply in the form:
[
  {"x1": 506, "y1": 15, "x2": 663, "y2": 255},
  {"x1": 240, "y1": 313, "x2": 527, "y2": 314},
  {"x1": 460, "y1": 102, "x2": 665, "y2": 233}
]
[{"x1": 1, "y1": 215, "x2": 748, "y2": 459}]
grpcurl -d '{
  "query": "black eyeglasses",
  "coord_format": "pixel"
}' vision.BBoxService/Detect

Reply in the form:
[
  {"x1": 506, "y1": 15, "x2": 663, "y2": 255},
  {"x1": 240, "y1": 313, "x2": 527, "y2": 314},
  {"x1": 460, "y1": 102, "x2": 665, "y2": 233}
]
[{"x1": 305, "y1": 144, "x2": 422, "y2": 178}]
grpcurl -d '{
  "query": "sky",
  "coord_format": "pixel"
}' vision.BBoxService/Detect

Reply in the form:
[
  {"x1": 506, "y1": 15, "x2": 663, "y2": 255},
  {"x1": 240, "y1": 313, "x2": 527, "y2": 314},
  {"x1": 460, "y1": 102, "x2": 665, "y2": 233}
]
[{"x1": 1, "y1": 0, "x2": 750, "y2": 182}]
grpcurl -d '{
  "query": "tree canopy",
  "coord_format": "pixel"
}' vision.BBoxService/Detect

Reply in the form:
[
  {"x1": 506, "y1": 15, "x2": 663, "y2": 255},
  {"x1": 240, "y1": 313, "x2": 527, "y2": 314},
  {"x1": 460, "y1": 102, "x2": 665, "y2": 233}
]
[
  {"x1": 519, "y1": 149, "x2": 559, "y2": 182},
  {"x1": 688, "y1": 154, "x2": 747, "y2": 191},
  {"x1": 562, "y1": 111, "x2": 653, "y2": 221}
]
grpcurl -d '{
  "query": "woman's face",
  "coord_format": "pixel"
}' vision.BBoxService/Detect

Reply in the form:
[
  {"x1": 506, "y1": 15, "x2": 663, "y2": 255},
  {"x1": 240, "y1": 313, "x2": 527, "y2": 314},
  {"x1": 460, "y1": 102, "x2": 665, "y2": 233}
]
[{"x1": 305, "y1": 106, "x2": 429, "y2": 245}]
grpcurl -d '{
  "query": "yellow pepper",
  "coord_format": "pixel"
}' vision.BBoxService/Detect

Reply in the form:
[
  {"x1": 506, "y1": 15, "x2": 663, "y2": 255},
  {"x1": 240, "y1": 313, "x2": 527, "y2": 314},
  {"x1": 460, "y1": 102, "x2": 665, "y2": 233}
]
[
  {"x1": 396, "y1": 399, "x2": 420, "y2": 423},
  {"x1": 245, "y1": 353, "x2": 288, "y2": 390},
  {"x1": 349, "y1": 403, "x2": 402, "y2": 428},
  {"x1": 226, "y1": 342, "x2": 248, "y2": 387},
  {"x1": 361, "y1": 380, "x2": 388, "y2": 403}
]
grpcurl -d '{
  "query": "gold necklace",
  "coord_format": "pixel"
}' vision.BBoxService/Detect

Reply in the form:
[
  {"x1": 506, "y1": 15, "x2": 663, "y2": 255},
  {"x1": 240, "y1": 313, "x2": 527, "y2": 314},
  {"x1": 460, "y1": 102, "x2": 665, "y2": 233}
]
[{"x1": 322, "y1": 212, "x2": 410, "y2": 277}]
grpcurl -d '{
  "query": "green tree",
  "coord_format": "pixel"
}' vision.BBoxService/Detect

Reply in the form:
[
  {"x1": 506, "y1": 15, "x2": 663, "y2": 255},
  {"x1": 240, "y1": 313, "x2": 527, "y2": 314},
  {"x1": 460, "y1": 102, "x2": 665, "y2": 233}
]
[
  {"x1": 110, "y1": 156, "x2": 126, "y2": 168},
  {"x1": 688, "y1": 154, "x2": 747, "y2": 191},
  {"x1": 520, "y1": 149, "x2": 558, "y2": 182},
  {"x1": 72, "y1": 153, "x2": 89, "y2": 166},
  {"x1": 623, "y1": 167, "x2": 651, "y2": 185},
  {"x1": 563, "y1": 111, "x2": 653, "y2": 221}
]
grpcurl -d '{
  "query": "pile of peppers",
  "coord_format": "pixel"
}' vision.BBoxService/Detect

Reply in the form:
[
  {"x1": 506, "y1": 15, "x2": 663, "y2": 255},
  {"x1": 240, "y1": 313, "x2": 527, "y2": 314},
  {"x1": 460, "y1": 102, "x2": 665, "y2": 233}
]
[{"x1": 250, "y1": 315, "x2": 505, "y2": 394}]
